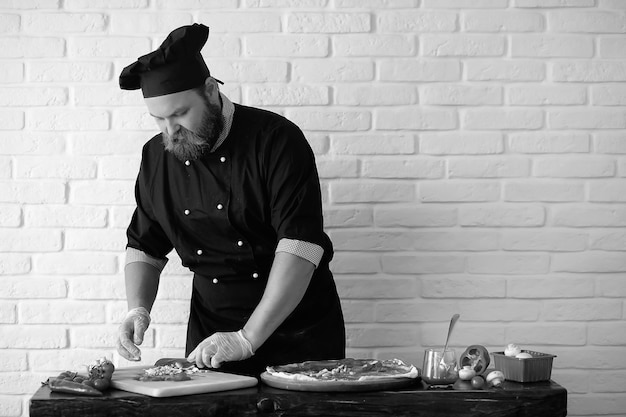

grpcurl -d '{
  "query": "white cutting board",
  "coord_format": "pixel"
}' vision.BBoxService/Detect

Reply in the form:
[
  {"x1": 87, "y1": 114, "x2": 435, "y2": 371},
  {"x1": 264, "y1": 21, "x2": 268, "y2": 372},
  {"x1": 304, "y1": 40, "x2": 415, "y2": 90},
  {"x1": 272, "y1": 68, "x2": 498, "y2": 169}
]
[{"x1": 110, "y1": 365, "x2": 258, "y2": 397}]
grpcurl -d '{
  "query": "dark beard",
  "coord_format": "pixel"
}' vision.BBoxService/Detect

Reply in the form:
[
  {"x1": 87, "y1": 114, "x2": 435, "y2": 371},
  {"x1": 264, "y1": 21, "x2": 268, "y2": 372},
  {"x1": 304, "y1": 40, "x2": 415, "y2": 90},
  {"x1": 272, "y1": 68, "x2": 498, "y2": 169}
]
[{"x1": 162, "y1": 99, "x2": 224, "y2": 161}]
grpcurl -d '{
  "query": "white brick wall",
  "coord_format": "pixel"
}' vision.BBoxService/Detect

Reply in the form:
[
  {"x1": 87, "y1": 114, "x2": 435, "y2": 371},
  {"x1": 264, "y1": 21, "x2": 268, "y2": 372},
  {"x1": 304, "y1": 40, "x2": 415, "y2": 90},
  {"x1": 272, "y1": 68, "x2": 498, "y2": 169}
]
[{"x1": 0, "y1": 1, "x2": 625, "y2": 416}]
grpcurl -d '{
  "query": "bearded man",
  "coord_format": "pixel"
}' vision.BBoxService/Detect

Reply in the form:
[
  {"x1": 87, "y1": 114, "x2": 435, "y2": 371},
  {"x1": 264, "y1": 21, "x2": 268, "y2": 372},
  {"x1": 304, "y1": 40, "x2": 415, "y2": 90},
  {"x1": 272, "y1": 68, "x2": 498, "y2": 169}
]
[{"x1": 115, "y1": 24, "x2": 345, "y2": 376}]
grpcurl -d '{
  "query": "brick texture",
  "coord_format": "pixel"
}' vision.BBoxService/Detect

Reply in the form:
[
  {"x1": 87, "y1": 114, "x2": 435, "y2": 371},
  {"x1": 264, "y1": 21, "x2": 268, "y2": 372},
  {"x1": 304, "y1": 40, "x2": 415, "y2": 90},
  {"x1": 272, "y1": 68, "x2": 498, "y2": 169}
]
[{"x1": 1, "y1": 3, "x2": 625, "y2": 416}]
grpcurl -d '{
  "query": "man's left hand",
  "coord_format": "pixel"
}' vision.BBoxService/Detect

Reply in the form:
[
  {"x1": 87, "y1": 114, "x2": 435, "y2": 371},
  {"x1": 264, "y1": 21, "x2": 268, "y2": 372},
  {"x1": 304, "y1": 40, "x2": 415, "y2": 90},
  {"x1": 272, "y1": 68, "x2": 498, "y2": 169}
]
[{"x1": 187, "y1": 330, "x2": 254, "y2": 368}]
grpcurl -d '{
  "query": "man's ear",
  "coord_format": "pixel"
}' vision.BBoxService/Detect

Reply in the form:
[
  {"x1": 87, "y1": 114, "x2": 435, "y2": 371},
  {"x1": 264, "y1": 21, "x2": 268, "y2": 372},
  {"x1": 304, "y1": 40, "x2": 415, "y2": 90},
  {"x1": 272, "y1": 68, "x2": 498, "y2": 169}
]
[{"x1": 204, "y1": 77, "x2": 219, "y2": 99}]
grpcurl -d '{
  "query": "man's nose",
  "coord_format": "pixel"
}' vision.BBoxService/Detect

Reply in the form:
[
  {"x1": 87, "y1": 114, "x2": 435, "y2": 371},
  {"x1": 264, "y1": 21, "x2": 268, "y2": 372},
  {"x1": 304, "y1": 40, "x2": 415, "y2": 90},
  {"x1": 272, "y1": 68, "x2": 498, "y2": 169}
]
[{"x1": 165, "y1": 120, "x2": 179, "y2": 136}]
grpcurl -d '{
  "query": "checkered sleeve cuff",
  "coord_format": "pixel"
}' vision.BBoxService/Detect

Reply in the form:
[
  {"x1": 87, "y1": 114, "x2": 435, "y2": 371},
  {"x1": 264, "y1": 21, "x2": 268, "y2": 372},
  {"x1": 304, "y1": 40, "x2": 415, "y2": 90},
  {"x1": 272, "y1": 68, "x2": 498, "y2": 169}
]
[
  {"x1": 275, "y1": 238, "x2": 324, "y2": 268},
  {"x1": 125, "y1": 247, "x2": 168, "y2": 272}
]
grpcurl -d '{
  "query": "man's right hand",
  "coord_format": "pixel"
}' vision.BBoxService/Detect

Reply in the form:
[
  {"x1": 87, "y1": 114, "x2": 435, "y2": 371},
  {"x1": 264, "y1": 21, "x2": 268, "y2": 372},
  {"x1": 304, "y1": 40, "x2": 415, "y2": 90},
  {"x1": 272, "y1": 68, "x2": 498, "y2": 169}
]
[{"x1": 117, "y1": 307, "x2": 151, "y2": 361}]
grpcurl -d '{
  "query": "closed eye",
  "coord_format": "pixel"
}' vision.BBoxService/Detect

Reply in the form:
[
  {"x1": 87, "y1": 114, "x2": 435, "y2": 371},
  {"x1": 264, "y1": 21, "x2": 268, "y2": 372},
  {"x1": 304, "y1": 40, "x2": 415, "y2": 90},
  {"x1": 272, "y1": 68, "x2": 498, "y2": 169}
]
[{"x1": 149, "y1": 108, "x2": 188, "y2": 120}]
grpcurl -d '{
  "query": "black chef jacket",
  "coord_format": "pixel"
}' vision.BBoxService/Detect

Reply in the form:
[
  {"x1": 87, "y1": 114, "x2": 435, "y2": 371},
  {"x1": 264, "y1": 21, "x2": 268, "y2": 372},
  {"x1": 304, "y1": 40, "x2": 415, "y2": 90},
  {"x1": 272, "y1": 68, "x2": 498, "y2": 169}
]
[{"x1": 127, "y1": 103, "x2": 345, "y2": 376}]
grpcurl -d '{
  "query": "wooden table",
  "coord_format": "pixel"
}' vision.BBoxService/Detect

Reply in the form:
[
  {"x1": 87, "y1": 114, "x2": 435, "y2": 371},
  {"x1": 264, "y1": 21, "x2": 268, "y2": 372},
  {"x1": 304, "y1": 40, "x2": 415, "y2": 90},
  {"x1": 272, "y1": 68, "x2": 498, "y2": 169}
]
[{"x1": 30, "y1": 379, "x2": 567, "y2": 417}]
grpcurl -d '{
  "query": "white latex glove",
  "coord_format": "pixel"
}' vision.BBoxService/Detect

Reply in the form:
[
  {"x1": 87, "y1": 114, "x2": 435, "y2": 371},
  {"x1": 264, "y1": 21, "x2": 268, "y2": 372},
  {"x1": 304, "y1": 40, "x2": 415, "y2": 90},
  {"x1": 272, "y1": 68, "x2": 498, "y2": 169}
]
[
  {"x1": 187, "y1": 330, "x2": 254, "y2": 369},
  {"x1": 117, "y1": 307, "x2": 151, "y2": 361}
]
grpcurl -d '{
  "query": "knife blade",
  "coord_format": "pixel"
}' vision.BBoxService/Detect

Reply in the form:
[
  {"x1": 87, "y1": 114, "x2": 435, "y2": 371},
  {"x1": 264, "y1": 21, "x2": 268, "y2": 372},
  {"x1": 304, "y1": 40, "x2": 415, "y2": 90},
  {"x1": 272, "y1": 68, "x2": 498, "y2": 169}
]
[{"x1": 153, "y1": 358, "x2": 195, "y2": 368}]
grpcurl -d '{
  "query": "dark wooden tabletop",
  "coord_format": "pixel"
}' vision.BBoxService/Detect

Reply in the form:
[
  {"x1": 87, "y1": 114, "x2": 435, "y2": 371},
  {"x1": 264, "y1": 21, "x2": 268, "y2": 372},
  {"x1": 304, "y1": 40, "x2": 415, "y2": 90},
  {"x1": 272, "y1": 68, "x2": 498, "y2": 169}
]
[{"x1": 30, "y1": 379, "x2": 567, "y2": 417}]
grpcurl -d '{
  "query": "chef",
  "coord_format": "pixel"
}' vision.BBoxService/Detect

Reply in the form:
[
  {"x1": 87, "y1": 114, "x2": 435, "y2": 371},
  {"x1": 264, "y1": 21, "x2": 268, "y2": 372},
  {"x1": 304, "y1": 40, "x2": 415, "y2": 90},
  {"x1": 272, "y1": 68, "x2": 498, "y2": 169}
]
[{"x1": 115, "y1": 23, "x2": 345, "y2": 376}]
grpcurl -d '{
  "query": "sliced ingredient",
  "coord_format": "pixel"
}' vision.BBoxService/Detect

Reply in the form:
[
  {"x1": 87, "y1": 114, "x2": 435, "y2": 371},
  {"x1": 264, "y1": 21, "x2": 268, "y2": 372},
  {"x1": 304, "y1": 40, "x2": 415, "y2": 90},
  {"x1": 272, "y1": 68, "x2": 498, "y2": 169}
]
[
  {"x1": 459, "y1": 345, "x2": 491, "y2": 375},
  {"x1": 137, "y1": 362, "x2": 203, "y2": 382}
]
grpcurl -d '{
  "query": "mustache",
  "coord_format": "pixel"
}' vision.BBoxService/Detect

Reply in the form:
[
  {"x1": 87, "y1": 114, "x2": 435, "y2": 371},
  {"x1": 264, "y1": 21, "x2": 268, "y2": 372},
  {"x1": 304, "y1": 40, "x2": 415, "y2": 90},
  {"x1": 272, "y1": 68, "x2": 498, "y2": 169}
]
[
  {"x1": 162, "y1": 127, "x2": 210, "y2": 161},
  {"x1": 163, "y1": 126, "x2": 206, "y2": 145}
]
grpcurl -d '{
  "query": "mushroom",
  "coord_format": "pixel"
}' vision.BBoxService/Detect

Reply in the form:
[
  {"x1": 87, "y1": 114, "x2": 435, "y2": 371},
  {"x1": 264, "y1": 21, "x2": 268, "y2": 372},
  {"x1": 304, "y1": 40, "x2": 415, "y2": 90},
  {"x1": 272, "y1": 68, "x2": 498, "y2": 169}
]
[
  {"x1": 486, "y1": 370, "x2": 505, "y2": 387},
  {"x1": 504, "y1": 343, "x2": 521, "y2": 357},
  {"x1": 458, "y1": 366, "x2": 477, "y2": 381}
]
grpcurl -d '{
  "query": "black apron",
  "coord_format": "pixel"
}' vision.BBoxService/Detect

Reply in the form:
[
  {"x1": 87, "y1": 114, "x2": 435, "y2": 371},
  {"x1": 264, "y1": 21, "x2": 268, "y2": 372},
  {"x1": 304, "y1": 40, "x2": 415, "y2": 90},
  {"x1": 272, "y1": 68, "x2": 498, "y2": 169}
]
[{"x1": 185, "y1": 263, "x2": 345, "y2": 376}]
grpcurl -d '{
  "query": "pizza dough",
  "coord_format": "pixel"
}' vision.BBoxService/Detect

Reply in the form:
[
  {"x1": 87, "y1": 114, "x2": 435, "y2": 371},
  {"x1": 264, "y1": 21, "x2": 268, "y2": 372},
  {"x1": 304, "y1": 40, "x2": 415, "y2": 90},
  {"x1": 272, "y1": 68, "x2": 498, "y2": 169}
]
[{"x1": 265, "y1": 358, "x2": 419, "y2": 382}]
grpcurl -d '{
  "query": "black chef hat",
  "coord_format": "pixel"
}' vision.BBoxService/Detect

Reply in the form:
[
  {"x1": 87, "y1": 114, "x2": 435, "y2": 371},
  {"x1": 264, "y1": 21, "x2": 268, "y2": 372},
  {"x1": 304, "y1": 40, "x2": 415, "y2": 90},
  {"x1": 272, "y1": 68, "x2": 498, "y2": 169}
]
[{"x1": 119, "y1": 23, "x2": 221, "y2": 98}]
